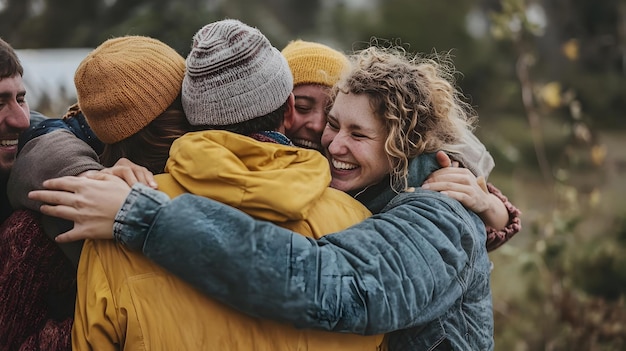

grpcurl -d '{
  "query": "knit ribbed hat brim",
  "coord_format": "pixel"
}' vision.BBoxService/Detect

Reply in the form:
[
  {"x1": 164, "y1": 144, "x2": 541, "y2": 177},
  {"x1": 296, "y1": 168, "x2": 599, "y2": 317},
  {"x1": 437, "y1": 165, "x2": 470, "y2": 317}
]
[{"x1": 281, "y1": 39, "x2": 349, "y2": 88}]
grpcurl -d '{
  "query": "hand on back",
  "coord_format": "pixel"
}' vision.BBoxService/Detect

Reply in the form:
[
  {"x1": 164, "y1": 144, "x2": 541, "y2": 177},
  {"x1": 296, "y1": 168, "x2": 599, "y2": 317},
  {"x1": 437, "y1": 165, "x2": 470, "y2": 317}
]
[
  {"x1": 99, "y1": 157, "x2": 157, "y2": 188},
  {"x1": 28, "y1": 172, "x2": 133, "y2": 242},
  {"x1": 423, "y1": 151, "x2": 491, "y2": 214}
]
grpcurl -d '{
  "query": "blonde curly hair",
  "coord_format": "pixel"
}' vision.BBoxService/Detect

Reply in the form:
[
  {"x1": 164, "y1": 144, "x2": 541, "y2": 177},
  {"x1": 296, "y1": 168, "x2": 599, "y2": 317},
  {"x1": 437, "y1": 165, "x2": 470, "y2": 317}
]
[{"x1": 333, "y1": 44, "x2": 477, "y2": 191}]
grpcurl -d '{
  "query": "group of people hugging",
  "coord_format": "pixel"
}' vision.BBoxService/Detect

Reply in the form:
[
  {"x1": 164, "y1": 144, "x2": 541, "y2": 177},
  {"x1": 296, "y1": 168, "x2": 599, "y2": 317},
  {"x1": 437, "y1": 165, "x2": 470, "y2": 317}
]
[{"x1": 1, "y1": 18, "x2": 521, "y2": 351}]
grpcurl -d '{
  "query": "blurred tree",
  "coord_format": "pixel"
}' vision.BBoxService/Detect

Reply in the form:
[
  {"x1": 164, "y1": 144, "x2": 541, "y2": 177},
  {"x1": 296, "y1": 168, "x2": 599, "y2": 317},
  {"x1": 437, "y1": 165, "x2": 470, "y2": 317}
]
[
  {"x1": 0, "y1": 0, "x2": 34, "y2": 44},
  {"x1": 30, "y1": 0, "x2": 319, "y2": 52},
  {"x1": 375, "y1": 0, "x2": 475, "y2": 53},
  {"x1": 535, "y1": 0, "x2": 625, "y2": 128},
  {"x1": 267, "y1": 0, "x2": 321, "y2": 35},
  {"x1": 486, "y1": 1, "x2": 626, "y2": 350},
  {"x1": 0, "y1": 0, "x2": 214, "y2": 52}
]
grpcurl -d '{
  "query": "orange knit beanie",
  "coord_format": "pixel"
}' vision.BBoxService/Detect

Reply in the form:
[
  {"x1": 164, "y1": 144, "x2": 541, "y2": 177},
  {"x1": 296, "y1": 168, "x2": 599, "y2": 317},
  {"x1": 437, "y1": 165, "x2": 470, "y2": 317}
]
[{"x1": 74, "y1": 36, "x2": 185, "y2": 143}]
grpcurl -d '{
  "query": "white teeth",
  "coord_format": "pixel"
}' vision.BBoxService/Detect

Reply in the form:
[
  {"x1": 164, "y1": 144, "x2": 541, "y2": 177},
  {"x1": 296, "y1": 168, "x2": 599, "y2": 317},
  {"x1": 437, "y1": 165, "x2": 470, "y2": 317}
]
[
  {"x1": 332, "y1": 158, "x2": 358, "y2": 170},
  {"x1": 0, "y1": 139, "x2": 18, "y2": 147},
  {"x1": 293, "y1": 138, "x2": 320, "y2": 150}
]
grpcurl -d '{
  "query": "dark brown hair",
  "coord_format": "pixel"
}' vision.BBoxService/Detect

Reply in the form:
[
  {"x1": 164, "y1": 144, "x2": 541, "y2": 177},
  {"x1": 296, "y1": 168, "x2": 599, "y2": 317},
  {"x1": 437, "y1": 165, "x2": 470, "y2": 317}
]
[
  {"x1": 99, "y1": 96, "x2": 191, "y2": 174},
  {"x1": 0, "y1": 37, "x2": 23, "y2": 79},
  {"x1": 193, "y1": 99, "x2": 288, "y2": 136}
]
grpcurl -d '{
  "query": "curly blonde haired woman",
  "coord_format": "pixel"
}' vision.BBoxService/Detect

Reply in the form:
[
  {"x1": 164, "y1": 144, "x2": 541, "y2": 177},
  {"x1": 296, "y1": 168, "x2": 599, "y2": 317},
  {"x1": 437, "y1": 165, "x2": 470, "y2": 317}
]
[{"x1": 314, "y1": 45, "x2": 494, "y2": 349}]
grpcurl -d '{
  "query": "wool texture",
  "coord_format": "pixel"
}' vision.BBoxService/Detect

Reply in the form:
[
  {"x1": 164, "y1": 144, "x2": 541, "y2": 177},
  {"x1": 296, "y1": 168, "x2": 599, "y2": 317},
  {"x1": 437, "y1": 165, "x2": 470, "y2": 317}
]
[
  {"x1": 182, "y1": 19, "x2": 293, "y2": 126},
  {"x1": 0, "y1": 210, "x2": 74, "y2": 351},
  {"x1": 281, "y1": 39, "x2": 349, "y2": 88},
  {"x1": 75, "y1": 36, "x2": 185, "y2": 143}
]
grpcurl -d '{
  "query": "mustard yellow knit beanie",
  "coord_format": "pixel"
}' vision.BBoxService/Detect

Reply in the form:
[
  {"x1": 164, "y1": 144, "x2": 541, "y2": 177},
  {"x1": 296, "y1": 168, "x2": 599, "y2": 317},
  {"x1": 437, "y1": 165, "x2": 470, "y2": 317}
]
[
  {"x1": 74, "y1": 36, "x2": 185, "y2": 143},
  {"x1": 281, "y1": 39, "x2": 349, "y2": 88}
]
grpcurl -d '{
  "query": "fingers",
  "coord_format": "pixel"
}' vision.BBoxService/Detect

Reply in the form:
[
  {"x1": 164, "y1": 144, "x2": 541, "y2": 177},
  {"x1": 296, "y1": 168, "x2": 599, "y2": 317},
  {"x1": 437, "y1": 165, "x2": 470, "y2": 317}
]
[
  {"x1": 38, "y1": 203, "x2": 81, "y2": 222},
  {"x1": 28, "y1": 175, "x2": 122, "y2": 243},
  {"x1": 54, "y1": 229, "x2": 84, "y2": 243},
  {"x1": 101, "y1": 166, "x2": 139, "y2": 186},
  {"x1": 29, "y1": 189, "x2": 79, "y2": 208},
  {"x1": 38, "y1": 176, "x2": 85, "y2": 193},
  {"x1": 100, "y1": 164, "x2": 157, "y2": 188},
  {"x1": 436, "y1": 189, "x2": 473, "y2": 204},
  {"x1": 113, "y1": 158, "x2": 156, "y2": 187},
  {"x1": 113, "y1": 157, "x2": 134, "y2": 167},
  {"x1": 422, "y1": 181, "x2": 471, "y2": 194},
  {"x1": 136, "y1": 169, "x2": 157, "y2": 188},
  {"x1": 435, "y1": 151, "x2": 452, "y2": 168},
  {"x1": 424, "y1": 168, "x2": 476, "y2": 185},
  {"x1": 85, "y1": 172, "x2": 123, "y2": 182},
  {"x1": 77, "y1": 170, "x2": 100, "y2": 178}
]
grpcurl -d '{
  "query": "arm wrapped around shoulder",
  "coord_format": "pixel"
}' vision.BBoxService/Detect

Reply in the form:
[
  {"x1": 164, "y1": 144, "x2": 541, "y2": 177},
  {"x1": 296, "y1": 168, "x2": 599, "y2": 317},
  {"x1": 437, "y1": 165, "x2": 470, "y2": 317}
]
[{"x1": 114, "y1": 186, "x2": 493, "y2": 341}]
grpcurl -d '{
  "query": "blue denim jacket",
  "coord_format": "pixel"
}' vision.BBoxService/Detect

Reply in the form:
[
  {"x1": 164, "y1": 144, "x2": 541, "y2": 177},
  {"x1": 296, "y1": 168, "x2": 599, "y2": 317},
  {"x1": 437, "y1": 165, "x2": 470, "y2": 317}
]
[{"x1": 115, "y1": 153, "x2": 494, "y2": 350}]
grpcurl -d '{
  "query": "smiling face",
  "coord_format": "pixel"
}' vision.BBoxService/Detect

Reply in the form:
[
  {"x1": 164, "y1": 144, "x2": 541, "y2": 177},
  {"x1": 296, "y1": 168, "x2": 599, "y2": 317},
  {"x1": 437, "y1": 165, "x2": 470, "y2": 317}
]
[
  {"x1": 321, "y1": 91, "x2": 392, "y2": 193},
  {"x1": 0, "y1": 74, "x2": 30, "y2": 175},
  {"x1": 283, "y1": 84, "x2": 331, "y2": 151}
]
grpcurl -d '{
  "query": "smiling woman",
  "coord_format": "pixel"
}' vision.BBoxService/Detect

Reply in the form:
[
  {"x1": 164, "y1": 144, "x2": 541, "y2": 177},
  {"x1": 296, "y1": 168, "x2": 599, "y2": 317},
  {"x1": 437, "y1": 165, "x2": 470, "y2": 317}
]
[
  {"x1": 281, "y1": 39, "x2": 350, "y2": 152},
  {"x1": 323, "y1": 92, "x2": 392, "y2": 193}
]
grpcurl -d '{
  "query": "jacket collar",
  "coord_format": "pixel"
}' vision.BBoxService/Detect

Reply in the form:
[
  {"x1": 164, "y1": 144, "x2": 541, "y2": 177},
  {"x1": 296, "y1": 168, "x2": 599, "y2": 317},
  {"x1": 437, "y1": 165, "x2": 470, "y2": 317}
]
[{"x1": 352, "y1": 153, "x2": 440, "y2": 213}]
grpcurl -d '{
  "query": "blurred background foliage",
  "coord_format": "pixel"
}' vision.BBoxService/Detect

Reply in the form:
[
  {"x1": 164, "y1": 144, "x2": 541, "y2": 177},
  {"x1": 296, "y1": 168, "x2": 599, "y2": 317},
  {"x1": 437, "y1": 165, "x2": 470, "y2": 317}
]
[{"x1": 2, "y1": 0, "x2": 625, "y2": 349}]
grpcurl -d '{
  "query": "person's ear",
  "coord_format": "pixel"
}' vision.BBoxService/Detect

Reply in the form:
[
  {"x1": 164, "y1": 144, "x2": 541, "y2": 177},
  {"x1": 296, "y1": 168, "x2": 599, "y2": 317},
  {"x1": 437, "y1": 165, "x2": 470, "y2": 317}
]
[{"x1": 283, "y1": 93, "x2": 295, "y2": 130}]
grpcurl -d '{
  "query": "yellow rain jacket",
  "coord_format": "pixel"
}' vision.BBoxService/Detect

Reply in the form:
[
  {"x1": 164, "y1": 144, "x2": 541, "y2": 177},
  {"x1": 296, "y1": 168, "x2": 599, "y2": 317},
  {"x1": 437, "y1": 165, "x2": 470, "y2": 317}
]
[{"x1": 72, "y1": 130, "x2": 383, "y2": 351}]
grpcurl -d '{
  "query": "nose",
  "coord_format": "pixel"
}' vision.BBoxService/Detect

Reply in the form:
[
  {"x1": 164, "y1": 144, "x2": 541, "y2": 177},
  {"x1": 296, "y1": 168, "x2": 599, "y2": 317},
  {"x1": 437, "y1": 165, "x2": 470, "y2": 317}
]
[
  {"x1": 327, "y1": 131, "x2": 348, "y2": 156},
  {"x1": 308, "y1": 112, "x2": 327, "y2": 134},
  {"x1": 4, "y1": 101, "x2": 30, "y2": 131}
]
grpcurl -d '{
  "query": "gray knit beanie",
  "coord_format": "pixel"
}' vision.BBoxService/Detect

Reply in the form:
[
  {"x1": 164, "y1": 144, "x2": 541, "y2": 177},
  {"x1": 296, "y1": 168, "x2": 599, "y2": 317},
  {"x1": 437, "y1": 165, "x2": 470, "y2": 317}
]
[{"x1": 182, "y1": 19, "x2": 293, "y2": 126}]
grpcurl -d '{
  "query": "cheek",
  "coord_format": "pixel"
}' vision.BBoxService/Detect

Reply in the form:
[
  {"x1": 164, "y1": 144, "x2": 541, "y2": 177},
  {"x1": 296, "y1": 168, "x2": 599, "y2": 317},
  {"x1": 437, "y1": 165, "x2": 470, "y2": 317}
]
[
  {"x1": 311, "y1": 111, "x2": 326, "y2": 127},
  {"x1": 291, "y1": 113, "x2": 306, "y2": 128},
  {"x1": 370, "y1": 150, "x2": 392, "y2": 176},
  {"x1": 321, "y1": 128, "x2": 334, "y2": 148}
]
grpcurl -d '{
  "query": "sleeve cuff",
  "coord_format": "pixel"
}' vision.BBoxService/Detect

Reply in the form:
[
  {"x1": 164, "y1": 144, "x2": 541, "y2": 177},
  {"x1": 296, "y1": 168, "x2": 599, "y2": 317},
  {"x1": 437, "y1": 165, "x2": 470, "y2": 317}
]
[
  {"x1": 113, "y1": 183, "x2": 170, "y2": 251},
  {"x1": 485, "y1": 182, "x2": 522, "y2": 251}
]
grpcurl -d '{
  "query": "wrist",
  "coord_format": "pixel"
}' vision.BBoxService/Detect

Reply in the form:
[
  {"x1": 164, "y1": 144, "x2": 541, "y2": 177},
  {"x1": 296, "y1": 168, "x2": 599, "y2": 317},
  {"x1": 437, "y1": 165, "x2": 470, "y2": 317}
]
[{"x1": 479, "y1": 194, "x2": 508, "y2": 230}]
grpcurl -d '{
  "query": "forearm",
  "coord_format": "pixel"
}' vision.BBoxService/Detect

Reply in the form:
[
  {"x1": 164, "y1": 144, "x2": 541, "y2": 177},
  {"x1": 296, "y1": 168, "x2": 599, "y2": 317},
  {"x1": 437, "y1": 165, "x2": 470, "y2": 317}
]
[
  {"x1": 115, "y1": 186, "x2": 352, "y2": 331},
  {"x1": 115, "y1": 185, "x2": 474, "y2": 335}
]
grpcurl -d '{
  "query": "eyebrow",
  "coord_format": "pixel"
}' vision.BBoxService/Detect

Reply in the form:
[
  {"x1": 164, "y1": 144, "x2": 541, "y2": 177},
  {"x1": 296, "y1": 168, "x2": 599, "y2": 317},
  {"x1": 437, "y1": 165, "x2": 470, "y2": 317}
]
[
  {"x1": 294, "y1": 95, "x2": 316, "y2": 104},
  {"x1": 327, "y1": 114, "x2": 378, "y2": 134},
  {"x1": 0, "y1": 90, "x2": 26, "y2": 99}
]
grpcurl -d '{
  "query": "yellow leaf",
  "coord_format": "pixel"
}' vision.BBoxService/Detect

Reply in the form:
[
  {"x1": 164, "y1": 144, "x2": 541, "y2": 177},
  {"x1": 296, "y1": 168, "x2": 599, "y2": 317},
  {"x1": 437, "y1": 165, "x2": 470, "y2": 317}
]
[
  {"x1": 562, "y1": 39, "x2": 579, "y2": 61},
  {"x1": 591, "y1": 144, "x2": 607, "y2": 166},
  {"x1": 540, "y1": 82, "x2": 562, "y2": 108}
]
